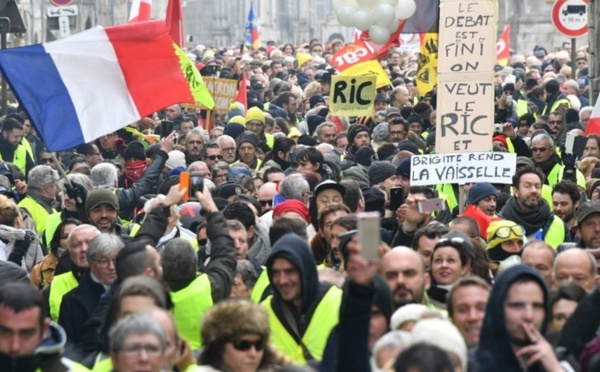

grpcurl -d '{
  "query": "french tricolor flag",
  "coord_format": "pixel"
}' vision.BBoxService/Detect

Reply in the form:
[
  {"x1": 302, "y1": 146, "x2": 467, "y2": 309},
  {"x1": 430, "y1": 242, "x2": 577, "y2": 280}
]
[
  {"x1": 585, "y1": 97, "x2": 600, "y2": 136},
  {"x1": 0, "y1": 20, "x2": 214, "y2": 152}
]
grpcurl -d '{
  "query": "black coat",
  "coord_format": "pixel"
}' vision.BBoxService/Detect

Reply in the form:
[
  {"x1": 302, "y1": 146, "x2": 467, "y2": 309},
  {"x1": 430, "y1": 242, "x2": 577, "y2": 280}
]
[{"x1": 58, "y1": 269, "x2": 105, "y2": 346}]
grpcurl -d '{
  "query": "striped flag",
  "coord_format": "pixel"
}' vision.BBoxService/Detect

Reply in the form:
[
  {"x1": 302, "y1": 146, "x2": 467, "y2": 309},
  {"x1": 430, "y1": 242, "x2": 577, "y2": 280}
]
[
  {"x1": 245, "y1": 1, "x2": 260, "y2": 50},
  {"x1": 0, "y1": 21, "x2": 214, "y2": 151},
  {"x1": 585, "y1": 96, "x2": 600, "y2": 136},
  {"x1": 128, "y1": 0, "x2": 152, "y2": 22}
]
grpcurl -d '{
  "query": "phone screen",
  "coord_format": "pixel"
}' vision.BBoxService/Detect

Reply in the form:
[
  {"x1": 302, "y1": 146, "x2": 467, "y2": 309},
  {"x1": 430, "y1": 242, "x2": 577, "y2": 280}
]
[
  {"x1": 358, "y1": 212, "x2": 381, "y2": 261},
  {"x1": 189, "y1": 173, "x2": 204, "y2": 199},
  {"x1": 389, "y1": 187, "x2": 404, "y2": 210}
]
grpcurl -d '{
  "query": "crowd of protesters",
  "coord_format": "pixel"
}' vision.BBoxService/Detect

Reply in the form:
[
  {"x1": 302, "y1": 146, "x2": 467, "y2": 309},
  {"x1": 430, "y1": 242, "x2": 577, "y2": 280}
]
[{"x1": 1, "y1": 37, "x2": 600, "y2": 372}]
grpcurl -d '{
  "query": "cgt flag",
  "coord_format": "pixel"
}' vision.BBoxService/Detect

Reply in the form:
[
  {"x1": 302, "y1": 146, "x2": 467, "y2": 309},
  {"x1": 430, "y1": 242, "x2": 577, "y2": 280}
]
[
  {"x1": 0, "y1": 20, "x2": 214, "y2": 152},
  {"x1": 245, "y1": 1, "x2": 260, "y2": 50},
  {"x1": 585, "y1": 96, "x2": 600, "y2": 136},
  {"x1": 496, "y1": 24, "x2": 510, "y2": 67}
]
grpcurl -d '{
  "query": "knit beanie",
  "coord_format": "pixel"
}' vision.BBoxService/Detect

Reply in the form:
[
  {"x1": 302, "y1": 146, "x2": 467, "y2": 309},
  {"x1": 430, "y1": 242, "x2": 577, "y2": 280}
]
[
  {"x1": 86, "y1": 188, "x2": 119, "y2": 216},
  {"x1": 390, "y1": 304, "x2": 431, "y2": 330},
  {"x1": 309, "y1": 94, "x2": 326, "y2": 109},
  {"x1": 397, "y1": 140, "x2": 419, "y2": 155},
  {"x1": 307, "y1": 115, "x2": 326, "y2": 136},
  {"x1": 372, "y1": 123, "x2": 390, "y2": 142},
  {"x1": 272, "y1": 199, "x2": 311, "y2": 224},
  {"x1": 372, "y1": 276, "x2": 393, "y2": 326},
  {"x1": 223, "y1": 122, "x2": 246, "y2": 140},
  {"x1": 396, "y1": 157, "x2": 411, "y2": 178},
  {"x1": 545, "y1": 79, "x2": 560, "y2": 95},
  {"x1": 227, "y1": 106, "x2": 245, "y2": 121},
  {"x1": 486, "y1": 220, "x2": 524, "y2": 250},
  {"x1": 411, "y1": 318, "x2": 468, "y2": 372},
  {"x1": 298, "y1": 135, "x2": 318, "y2": 147},
  {"x1": 368, "y1": 161, "x2": 396, "y2": 186},
  {"x1": 354, "y1": 147, "x2": 375, "y2": 168},
  {"x1": 228, "y1": 116, "x2": 246, "y2": 126},
  {"x1": 245, "y1": 107, "x2": 265, "y2": 125},
  {"x1": 406, "y1": 114, "x2": 423, "y2": 126},
  {"x1": 347, "y1": 125, "x2": 369, "y2": 147},
  {"x1": 165, "y1": 150, "x2": 186, "y2": 169},
  {"x1": 467, "y1": 182, "x2": 498, "y2": 205},
  {"x1": 492, "y1": 135, "x2": 507, "y2": 148},
  {"x1": 123, "y1": 141, "x2": 146, "y2": 161},
  {"x1": 237, "y1": 132, "x2": 259, "y2": 150}
]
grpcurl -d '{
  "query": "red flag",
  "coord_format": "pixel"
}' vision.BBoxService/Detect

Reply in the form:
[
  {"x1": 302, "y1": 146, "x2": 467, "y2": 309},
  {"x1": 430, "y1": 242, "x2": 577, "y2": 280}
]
[
  {"x1": 359, "y1": 20, "x2": 407, "y2": 60},
  {"x1": 585, "y1": 97, "x2": 600, "y2": 136},
  {"x1": 166, "y1": 0, "x2": 184, "y2": 47},
  {"x1": 496, "y1": 24, "x2": 510, "y2": 67},
  {"x1": 236, "y1": 71, "x2": 248, "y2": 114},
  {"x1": 128, "y1": 0, "x2": 152, "y2": 22}
]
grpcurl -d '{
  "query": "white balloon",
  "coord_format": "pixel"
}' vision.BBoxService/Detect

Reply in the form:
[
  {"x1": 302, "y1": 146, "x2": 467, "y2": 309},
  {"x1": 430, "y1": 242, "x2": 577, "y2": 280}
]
[
  {"x1": 373, "y1": 3, "x2": 396, "y2": 27},
  {"x1": 386, "y1": 19, "x2": 400, "y2": 34},
  {"x1": 395, "y1": 0, "x2": 417, "y2": 20},
  {"x1": 369, "y1": 25, "x2": 391, "y2": 45},
  {"x1": 354, "y1": 10, "x2": 375, "y2": 31},
  {"x1": 333, "y1": 0, "x2": 355, "y2": 13},
  {"x1": 336, "y1": 5, "x2": 357, "y2": 27},
  {"x1": 380, "y1": 0, "x2": 399, "y2": 6},
  {"x1": 357, "y1": 0, "x2": 374, "y2": 10}
]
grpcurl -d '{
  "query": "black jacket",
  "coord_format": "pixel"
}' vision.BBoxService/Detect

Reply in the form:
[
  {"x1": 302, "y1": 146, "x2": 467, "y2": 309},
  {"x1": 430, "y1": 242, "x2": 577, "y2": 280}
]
[
  {"x1": 58, "y1": 270, "x2": 106, "y2": 346},
  {"x1": 112, "y1": 149, "x2": 168, "y2": 221},
  {"x1": 475, "y1": 265, "x2": 550, "y2": 372}
]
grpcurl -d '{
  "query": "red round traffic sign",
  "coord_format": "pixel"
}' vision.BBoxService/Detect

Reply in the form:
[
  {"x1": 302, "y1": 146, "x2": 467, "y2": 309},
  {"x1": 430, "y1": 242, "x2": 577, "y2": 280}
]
[
  {"x1": 50, "y1": 0, "x2": 74, "y2": 6},
  {"x1": 552, "y1": 0, "x2": 589, "y2": 37}
]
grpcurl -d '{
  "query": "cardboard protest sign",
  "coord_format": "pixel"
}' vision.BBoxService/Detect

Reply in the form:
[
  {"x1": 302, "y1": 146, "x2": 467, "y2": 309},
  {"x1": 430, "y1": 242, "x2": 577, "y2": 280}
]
[
  {"x1": 436, "y1": 72, "x2": 495, "y2": 153},
  {"x1": 410, "y1": 152, "x2": 516, "y2": 186},
  {"x1": 331, "y1": 41, "x2": 391, "y2": 89},
  {"x1": 329, "y1": 75, "x2": 377, "y2": 117},
  {"x1": 436, "y1": 0, "x2": 498, "y2": 153},
  {"x1": 203, "y1": 78, "x2": 238, "y2": 113}
]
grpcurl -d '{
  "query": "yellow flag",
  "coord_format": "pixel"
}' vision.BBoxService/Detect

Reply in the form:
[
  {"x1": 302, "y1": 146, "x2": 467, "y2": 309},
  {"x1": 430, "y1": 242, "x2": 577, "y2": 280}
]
[{"x1": 416, "y1": 33, "x2": 438, "y2": 96}]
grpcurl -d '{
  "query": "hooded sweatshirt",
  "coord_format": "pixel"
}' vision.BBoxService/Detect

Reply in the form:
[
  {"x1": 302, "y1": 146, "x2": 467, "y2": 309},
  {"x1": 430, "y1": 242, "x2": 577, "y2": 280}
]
[
  {"x1": 0, "y1": 322, "x2": 83, "y2": 372},
  {"x1": 475, "y1": 265, "x2": 550, "y2": 372},
  {"x1": 266, "y1": 233, "x2": 334, "y2": 335}
]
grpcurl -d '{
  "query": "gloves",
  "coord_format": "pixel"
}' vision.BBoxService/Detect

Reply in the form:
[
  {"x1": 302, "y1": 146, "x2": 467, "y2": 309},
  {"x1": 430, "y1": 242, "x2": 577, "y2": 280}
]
[
  {"x1": 7, "y1": 230, "x2": 37, "y2": 266},
  {"x1": 561, "y1": 153, "x2": 576, "y2": 183},
  {"x1": 65, "y1": 181, "x2": 88, "y2": 205}
]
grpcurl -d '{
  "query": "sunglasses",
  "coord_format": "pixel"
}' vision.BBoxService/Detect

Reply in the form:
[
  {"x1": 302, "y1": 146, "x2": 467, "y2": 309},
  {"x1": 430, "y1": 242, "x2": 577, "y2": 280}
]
[
  {"x1": 491, "y1": 225, "x2": 524, "y2": 240},
  {"x1": 259, "y1": 200, "x2": 272, "y2": 207},
  {"x1": 531, "y1": 147, "x2": 548, "y2": 153},
  {"x1": 40, "y1": 158, "x2": 54, "y2": 164},
  {"x1": 437, "y1": 236, "x2": 468, "y2": 246},
  {"x1": 230, "y1": 339, "x2": 265, "y2": 351},
  {"x1": 198, "y1": 238, "x2": 207, "y2": 246},
  {"x1": 548, "y1": 120, "x2": 563, "y2": 124},
  {"x1": 207, "y1": 155, "x2": 223, "y2": 161}
]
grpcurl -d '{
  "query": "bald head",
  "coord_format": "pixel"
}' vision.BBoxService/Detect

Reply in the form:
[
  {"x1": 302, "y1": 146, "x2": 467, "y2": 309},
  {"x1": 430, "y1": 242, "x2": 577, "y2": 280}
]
[
  {"x1": 381, "y1": 247, "x2": 430, "y2": 309},
  {"x1": 144, "y1": 307, "x2": 178, "y2": 369},
  {"x1": 553, "y1": 248, "x2": 598, "y2": 292},
  {"x1": 257, "y1": 182, "x2": 278, "y2": 214},
  {"x1": 521, "y1": 241, "x2": 556, "y2": 287}
]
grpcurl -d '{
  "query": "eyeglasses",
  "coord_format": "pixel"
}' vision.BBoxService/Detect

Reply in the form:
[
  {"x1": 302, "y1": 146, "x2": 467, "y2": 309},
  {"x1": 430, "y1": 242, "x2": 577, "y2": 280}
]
[
  {"x1": 94, "y1": 258, "x2": 116, "y2": 267},
  {"x1": 207, "y1": 155, "x2": 223, "y2": 161},
  {"x1": 390, "y1": 131, "x2": 406, "y2": 135},
  {"x1": 230, "y1": 339, "x2": 265, "y2": 351},
  {"x1": 491, "y1": 225, "x2": 525, "y2": 240},
  {"x1": 259, "y1": 200, "x2": 272, "y2": 207},
  {"x1": 121, "y1": 343, "x2": 162, "y2": 358},
  {"x1": 40, "y1": 158, "x2": 54, "y2": 164},
  {"x1": 548, "y1": 120, "x2": 563, "y2": 124},
  {"x1": 531, "y1": 147, "x2": 548, "y2": 153}
]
